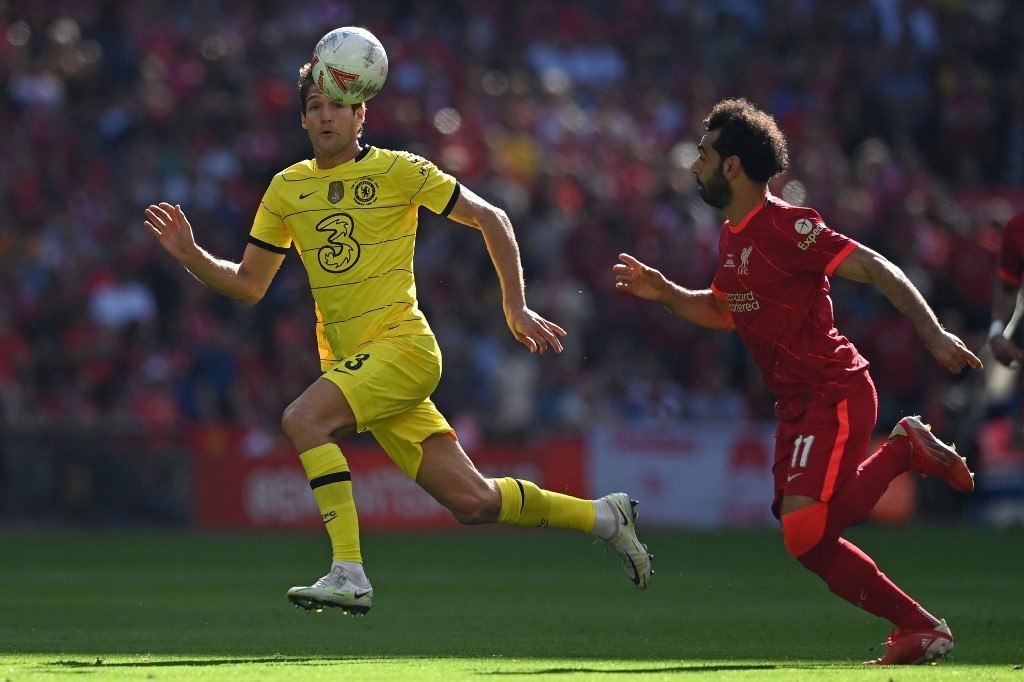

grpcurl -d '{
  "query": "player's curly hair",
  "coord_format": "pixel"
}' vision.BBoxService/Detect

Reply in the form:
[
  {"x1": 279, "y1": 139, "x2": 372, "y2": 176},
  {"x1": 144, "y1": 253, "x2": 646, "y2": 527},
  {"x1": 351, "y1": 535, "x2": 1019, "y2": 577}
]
[{"x1": 703, "y1": 98, "x2": 789, "y2": 183}]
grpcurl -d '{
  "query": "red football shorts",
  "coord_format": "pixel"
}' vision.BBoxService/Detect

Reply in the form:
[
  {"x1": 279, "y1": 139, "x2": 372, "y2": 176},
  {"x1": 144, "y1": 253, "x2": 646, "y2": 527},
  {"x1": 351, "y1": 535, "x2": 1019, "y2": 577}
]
[{"x1": 771, "y1": 371, "x2": 878, "y2": 517}]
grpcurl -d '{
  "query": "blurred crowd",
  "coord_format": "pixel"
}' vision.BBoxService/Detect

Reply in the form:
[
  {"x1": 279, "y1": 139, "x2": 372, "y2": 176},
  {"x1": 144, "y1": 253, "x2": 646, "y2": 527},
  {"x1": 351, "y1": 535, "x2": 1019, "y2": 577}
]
[{"x1": 1, "y1": 0, "x2": 1022, "y2": 459}]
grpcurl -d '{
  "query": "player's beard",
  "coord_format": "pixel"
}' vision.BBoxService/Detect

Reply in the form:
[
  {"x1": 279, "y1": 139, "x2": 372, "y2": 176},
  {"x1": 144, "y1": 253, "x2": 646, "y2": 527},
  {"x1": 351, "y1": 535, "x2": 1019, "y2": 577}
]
[{"x1": 696, "y1": 162, "x2": 732, "y2": 210}]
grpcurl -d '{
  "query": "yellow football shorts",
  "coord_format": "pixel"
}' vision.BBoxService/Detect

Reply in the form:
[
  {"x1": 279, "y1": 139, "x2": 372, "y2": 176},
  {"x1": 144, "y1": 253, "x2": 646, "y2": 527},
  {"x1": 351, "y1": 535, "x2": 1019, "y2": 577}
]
[{"x1": 321, "y1": 334, "x2": 454, "y2": 479}]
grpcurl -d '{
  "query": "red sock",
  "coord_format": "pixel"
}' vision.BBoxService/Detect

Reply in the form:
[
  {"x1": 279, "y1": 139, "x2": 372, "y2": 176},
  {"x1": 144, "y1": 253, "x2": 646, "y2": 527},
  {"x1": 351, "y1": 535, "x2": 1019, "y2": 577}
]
[
  {"x1": 824, "y1": 436, "x2": 912, "y2": 534},
  {"x1": 799, "y1": 537, "x2": 939, "y2": 630}
]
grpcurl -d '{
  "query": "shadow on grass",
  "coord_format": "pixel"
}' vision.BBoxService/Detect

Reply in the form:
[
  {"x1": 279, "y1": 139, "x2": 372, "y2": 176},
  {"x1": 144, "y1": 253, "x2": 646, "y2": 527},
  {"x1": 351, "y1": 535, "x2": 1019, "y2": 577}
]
[
  {"x1": 483, "y1": 664, "x2": 777, "y2": 675},
  {"x1": 50, "y1": 658, "x2": 778, "y2": 674}
]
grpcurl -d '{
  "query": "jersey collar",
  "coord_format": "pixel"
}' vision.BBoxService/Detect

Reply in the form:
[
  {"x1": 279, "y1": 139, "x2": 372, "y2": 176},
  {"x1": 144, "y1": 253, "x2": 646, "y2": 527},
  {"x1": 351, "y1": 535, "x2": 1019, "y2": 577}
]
[
  {"x1": 312, "y1": 145, "x2": 372, "y2": 171},
  {"x1": 727, "y1": 194, "x2": 771, "y2": 233}
]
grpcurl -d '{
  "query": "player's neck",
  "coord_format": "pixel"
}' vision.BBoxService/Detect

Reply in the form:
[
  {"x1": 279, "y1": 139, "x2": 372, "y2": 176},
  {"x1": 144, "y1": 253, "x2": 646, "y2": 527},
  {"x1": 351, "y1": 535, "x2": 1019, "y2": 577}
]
[
  {"x1": 723, "y1": 186, "x2": 769, "y2": 227},
  {"x1": 314, "y1": 142, "x2": 362, "y2": 170}
]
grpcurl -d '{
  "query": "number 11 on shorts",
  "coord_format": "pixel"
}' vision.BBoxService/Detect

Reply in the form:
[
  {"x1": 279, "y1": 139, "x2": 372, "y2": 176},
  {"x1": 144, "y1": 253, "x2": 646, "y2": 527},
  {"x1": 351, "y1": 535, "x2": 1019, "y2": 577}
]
[{"x1": 791, "y1": 434, "x2": 815, "y2": 468}]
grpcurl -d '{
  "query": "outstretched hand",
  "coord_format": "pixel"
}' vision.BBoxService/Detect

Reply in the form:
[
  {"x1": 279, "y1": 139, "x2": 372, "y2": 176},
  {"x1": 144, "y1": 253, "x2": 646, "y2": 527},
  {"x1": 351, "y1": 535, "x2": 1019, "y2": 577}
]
[
  {"x1": 925, "y1": 330, "x2": 984, "y2": 373},
  {"x1": 505, "y1": 306, "x2": 567, "y2": 354},
  {"x1": 144, "y1": 202, "x2": 198, "y2": 263},
  {"x1": 612, "y1": 253, "x2": 668, "y2": 301}
]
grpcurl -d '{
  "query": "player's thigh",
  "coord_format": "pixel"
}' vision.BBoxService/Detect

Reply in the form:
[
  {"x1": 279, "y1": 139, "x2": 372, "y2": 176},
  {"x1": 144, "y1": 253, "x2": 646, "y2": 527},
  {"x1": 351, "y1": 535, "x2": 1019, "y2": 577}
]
[
  {"x1": 772, "y1": 378, "x2": 877, "y2": 510},
  {"x1": 370, "y1": 398, "x2": 456, "y2": 479},
  {"x1": 321, "y1": 334, "x2": 442, "y2": 432},
  {"x1": 778, "y1": 494, "x2": 819, "y2": 516},
  {"x1": 372, "y1": 401, "x2": 496, "y2": 511}
]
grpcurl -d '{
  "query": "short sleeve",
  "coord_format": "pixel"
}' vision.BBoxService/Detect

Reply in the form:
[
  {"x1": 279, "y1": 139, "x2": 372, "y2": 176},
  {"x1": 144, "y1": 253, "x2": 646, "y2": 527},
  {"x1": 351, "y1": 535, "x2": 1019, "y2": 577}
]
[
  {"x1": 771, "y1": 207, "x2": 858, "y2": 276},
  {"x1": 394, "y1": 152, "x2": 459, "y2": 215},
  {"x1": 249, "y1": 176, "x2": 292, "y2": 253}
]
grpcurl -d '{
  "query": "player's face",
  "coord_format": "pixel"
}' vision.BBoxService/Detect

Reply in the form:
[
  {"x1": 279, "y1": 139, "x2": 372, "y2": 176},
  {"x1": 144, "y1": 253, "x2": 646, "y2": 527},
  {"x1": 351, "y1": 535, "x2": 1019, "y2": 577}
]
[
  {"x1": 301, "y1": 85, "x2": 365, "y2": 159},
  {"x1": 692, "y1": 132, "x2": 733, "y2": 210}
]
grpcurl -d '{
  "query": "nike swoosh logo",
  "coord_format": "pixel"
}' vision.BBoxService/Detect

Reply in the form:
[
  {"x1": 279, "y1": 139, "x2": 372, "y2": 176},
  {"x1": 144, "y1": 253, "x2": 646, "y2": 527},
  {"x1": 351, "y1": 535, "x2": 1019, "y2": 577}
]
[
  {"x1": 923, "y1": 443, "x2": 952, "y2": 464},
  {"x1": 616, "y1": 504, "x2": 630, "y2": 526},
  {"x1": 299, "y1": 191, "x2": 317, "y2": 199},
  {"x1": 787, "y1": 472, "x2": 803, "y2": 482},
  {"x1": 352, "y1": 590, "x2": 371, "y2": 600},
  {"x1": 626, "y1": 553, "x2": 641, "y2": 585}
]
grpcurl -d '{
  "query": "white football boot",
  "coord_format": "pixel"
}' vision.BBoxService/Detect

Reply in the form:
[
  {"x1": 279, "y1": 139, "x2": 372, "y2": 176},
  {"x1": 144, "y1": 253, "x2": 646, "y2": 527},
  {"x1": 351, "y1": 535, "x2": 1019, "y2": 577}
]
[
  {"x1": 599, "y1": 492, "x2": 653, "y2": 590},
  {"x1": 287, "y1": 564, "x2": 373, "y2": 615}
]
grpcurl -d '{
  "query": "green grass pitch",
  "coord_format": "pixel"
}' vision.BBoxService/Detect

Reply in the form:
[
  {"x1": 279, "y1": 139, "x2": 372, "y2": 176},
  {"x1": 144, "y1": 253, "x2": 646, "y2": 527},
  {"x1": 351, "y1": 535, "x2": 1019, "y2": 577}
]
[{"x1": 1, "y1": 525, "x2": 1021, "y2": 680}]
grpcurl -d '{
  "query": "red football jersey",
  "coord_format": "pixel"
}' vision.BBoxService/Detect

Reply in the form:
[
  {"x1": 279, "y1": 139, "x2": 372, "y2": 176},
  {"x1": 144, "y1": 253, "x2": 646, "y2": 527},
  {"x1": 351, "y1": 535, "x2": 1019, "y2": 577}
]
[
  {"x1": 710, "y1": 194, "x2": 867, "y2": 419},
  {"x1": 998, "y1": 211, "x2": 1024, "y2": 286}
]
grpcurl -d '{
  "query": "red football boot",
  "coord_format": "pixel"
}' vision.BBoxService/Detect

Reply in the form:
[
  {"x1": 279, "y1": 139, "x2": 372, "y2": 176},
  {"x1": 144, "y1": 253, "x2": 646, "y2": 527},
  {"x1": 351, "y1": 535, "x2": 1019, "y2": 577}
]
[
  {"x1": 890, "y1": 416, "x2": 975, "y2": 493},
  {"x1": 863, "y1": 619, "x2": 954, "y2": 665}
]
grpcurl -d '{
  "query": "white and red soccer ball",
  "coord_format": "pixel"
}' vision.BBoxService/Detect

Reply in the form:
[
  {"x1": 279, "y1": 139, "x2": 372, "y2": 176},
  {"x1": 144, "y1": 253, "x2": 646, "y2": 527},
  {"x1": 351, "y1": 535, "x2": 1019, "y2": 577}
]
[{"x1": 311, "y1": 27, "x2": 388, "y2": 104}]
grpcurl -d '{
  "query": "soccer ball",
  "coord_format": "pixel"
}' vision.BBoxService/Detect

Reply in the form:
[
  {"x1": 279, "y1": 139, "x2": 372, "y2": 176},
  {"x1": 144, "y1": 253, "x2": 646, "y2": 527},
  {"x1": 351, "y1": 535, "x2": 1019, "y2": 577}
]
[{"x1": 311, "y1": 27, "x2": 388, "y2": 104}]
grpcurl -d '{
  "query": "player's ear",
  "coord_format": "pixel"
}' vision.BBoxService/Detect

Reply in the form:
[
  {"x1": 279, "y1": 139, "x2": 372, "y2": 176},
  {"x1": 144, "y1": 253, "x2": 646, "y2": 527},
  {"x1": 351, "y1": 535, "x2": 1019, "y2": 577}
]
[
  {"x1": 300, "y1": 112, "x2": 308, "y2": 130},
  {"x1": 723, "y1": 155, "x2": 742, "y2": 179}
]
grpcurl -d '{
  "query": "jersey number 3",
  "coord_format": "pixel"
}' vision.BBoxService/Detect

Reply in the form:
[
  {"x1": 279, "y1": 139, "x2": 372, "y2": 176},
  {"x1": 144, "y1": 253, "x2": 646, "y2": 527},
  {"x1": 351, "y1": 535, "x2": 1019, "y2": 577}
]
[{"x1": 343, "y1": 353, "x2": 370, "y2": 371}]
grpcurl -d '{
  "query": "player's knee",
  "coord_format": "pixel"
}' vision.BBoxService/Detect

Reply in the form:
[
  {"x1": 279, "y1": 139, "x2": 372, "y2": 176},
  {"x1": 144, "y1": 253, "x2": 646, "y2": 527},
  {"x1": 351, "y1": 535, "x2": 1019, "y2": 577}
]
[
  {"x1": 780, "y1": 502, "x2": 828, "y2": 558},
  {"x1": 280, "y1": 401, "x2": 304, "y2": 442},
  {"x1": 281, "y1": 400, "x2": 330, "y2": 446}
]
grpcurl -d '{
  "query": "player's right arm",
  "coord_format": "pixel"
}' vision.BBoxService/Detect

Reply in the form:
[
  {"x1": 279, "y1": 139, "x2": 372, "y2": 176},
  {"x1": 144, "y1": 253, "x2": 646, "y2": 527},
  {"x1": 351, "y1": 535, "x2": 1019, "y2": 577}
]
[
  {"x1": 144, "y1": 202, "x2": 284, "y2": 306},
  {"x1": 613, "y1": 253, "x2": 734, "y2": 331}
]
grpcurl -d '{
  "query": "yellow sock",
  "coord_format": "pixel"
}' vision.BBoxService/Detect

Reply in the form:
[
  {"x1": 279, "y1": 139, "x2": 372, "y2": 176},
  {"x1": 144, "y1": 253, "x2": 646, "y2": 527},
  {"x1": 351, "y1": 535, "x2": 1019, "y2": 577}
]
[
  {"x1": 494, "y1": 477, "x2": 595, "y2": 532},
  {"x1": 299, "y1": 443, "x2": 361, "y2": 563}
]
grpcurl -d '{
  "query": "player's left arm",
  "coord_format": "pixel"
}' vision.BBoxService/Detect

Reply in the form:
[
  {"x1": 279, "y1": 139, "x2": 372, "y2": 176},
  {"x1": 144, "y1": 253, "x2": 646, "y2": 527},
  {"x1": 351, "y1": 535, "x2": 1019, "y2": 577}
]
[
  {"x1": 834, "y1": 244, "x2": 983, "y2": 373},
  {"x1": 446, "y1": 186, "x2": 566, "y2": 354}
]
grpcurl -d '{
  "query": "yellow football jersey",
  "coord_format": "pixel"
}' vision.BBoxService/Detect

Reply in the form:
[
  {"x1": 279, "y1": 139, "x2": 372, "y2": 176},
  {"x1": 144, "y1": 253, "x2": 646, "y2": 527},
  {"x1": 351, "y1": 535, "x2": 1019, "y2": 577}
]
[{"x1": 249, "y1": 146, "x2": 460, "y2": 363}]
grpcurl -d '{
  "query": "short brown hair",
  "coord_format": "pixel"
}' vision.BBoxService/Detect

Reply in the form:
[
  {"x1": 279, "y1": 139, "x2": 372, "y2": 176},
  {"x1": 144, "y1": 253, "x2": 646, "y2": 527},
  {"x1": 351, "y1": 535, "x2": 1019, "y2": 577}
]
[{"x1": 703, "y1": 98, "x2": 789, "y2": 183}]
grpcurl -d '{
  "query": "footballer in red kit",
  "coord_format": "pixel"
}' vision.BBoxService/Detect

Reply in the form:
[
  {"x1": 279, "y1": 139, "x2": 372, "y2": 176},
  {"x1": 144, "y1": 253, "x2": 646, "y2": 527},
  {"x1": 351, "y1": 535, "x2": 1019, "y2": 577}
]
[
  {"x1": 709, "y1": 195, "x2": 875, "y2": 514},
  {"x1": 614, "y1": 98, "x2": 983, "y2": 666}
]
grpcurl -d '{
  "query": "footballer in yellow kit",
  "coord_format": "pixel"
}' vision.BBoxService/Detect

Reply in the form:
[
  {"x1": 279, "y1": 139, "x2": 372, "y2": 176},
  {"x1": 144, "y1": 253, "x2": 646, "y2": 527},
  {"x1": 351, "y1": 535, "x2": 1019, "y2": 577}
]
[
  {"x1": 143, "y1": 58, "x2": 652, "y2": 617},
  {"x1": 250, "y1": 146, "x2": 458, "y2": 479}
]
